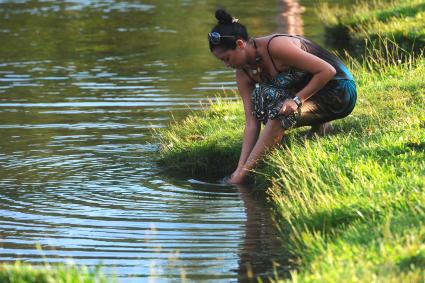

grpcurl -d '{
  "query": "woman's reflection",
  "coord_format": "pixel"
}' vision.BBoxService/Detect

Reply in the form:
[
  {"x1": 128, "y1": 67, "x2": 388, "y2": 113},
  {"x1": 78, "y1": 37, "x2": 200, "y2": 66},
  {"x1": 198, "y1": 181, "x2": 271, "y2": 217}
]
[{"x1": 235, "y1": 183, "x2": 289, "y2": 282}]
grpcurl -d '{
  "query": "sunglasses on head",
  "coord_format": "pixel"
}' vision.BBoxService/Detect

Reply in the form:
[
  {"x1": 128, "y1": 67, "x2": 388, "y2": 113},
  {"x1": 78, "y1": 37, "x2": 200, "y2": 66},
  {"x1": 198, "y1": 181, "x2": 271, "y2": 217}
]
[{"x1": 208, "y1": 32, "x2": 235, "y2": 45}]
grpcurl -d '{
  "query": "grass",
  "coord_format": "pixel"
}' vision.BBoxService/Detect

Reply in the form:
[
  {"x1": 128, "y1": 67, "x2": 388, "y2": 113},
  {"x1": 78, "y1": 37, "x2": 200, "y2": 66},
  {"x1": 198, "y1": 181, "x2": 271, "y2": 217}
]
[
  {"x1": 157, "y1": 96, "x2": 245, "y2": 179},
  {"x1": 317, "y1": 0, "x2": 425, "y2": 54},
  {"x1": 158, "y1": 6, "x2": 425, "y2": 282},
  {"x1": 0, "y1": 261, "x2": 112, "y2": 283},
  {"x1": 263, "y1": 38, "x2": 425, "y2": 281}
]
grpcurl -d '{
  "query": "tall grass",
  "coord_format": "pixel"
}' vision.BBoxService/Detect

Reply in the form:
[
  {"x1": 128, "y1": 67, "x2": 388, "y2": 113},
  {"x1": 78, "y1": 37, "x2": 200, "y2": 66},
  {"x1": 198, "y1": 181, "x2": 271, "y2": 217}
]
[{"x1": 259, "y1": 40, "x2": 425, "y2": 281}]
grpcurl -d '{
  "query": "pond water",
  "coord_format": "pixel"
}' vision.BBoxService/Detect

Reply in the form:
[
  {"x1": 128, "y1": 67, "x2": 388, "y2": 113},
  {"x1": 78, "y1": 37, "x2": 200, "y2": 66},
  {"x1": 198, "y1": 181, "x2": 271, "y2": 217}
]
[{"x1": 0, "y1": 0, "x2": 336, "y2": 282}]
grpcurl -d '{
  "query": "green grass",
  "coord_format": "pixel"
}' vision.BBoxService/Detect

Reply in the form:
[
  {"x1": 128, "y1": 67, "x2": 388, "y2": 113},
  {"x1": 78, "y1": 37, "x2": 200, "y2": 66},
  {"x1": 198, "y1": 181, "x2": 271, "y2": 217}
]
[
  {"x1": 317, "y1": 0, "x2": 425, "y2": 54},
  {"x1": 262, "y1": 40, "x2": 425, "y2": 281},
  {"x1": 157, "y1": 96, "x2": 245, "y2": 178},
  {"x1": 158, "y1": 39, "x2": 425, "y2": 283},
  {"x1": 0, "y1": 261, "x2": 112, "y2": 283}
]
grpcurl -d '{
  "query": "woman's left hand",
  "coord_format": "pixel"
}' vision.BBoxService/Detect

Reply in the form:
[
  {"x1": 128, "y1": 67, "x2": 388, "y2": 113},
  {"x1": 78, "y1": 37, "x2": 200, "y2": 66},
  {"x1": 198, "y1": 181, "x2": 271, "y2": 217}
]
[
  {"x1": 279, "y1": 99, "x2": 298, "y2": 116},
  {"x1": 228, "y1": 167, "x2": 248, "y2": 184}
]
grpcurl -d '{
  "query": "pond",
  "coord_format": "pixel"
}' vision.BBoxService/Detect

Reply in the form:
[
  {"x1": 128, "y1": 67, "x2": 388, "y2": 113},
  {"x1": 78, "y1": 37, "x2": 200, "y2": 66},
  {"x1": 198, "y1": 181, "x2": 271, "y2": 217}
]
[{"x1": 0, "y1": 0, "x2": 340, "y2": 281}]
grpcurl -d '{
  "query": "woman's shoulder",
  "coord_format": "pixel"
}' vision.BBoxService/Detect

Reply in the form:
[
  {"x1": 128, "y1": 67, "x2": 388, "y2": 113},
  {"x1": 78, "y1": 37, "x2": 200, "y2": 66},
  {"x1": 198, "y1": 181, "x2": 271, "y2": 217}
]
[
  {"x1": 271, "y1": 34, "x2": 303, "y2": 46},
  {"x1": 256, "y1": 34, "x2": 303, "y2": 54}
]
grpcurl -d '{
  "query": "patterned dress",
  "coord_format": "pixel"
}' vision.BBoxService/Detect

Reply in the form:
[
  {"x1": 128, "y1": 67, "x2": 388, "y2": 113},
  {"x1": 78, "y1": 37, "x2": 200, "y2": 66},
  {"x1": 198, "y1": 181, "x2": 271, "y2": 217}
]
[
  {"x1": 251, "y1": 67, "x2": 311, "y2": 129},
  {"x1": 249, "y1": 34, "x2": 357, "y2": 130}
]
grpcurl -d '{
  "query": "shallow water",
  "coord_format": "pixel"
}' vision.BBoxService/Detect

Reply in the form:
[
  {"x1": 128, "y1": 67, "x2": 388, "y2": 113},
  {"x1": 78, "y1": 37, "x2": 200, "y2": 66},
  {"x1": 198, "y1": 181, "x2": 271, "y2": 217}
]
[{"x1": 0, "y1": 0, "x2": 332, "y2": 281}]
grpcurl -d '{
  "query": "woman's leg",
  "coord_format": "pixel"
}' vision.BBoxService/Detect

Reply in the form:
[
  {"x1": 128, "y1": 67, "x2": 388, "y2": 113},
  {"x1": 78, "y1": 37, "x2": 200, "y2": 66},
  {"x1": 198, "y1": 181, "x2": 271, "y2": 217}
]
[
  {"x1": 296, "y1": 79, "x2": 357, "y2": 135},
  {"x1": 308, "y1": 122, "x2": 333, "y2": 137}
]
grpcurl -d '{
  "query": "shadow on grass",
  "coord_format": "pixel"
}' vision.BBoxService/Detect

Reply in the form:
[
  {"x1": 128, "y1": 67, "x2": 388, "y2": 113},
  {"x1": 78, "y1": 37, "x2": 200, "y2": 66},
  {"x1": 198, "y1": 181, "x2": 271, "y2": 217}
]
[
  {"x1": 398, "y1": 253, "x2": 425, "y2": 272},
  {"x1": 158, "y1": 142, "x2": 241, "y2": 179}
]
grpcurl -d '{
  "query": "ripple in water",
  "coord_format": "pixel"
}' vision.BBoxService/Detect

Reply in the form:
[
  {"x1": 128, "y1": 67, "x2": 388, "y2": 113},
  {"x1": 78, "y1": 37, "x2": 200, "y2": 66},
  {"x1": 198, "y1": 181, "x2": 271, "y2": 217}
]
[
  {"x1": 0, "y1": 0, "x2": 286, "y2": 281},
  {"x1": 0, "y1": 101, "x2": 285, "y2": 281}
]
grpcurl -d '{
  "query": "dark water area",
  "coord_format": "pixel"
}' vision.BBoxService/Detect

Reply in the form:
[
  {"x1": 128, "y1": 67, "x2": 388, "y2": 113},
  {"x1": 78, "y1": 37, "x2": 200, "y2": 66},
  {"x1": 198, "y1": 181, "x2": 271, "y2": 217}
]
[{"x1": 0, "y1": 0, "x2": 343, "y2": 282}]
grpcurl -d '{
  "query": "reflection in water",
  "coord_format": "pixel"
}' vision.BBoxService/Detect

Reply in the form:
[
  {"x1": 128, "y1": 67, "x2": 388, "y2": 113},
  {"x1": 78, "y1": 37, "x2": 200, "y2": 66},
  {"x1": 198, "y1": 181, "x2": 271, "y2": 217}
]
[
  {"x1": 0, "y1": 0, "x2": 328, "y2": 281},
  {"x1": 236, "y1": 184, "x2": 287, "y2": 282},
  {"x1": 0, "y1": 126, "x2": 287, "y2": 282},
  {"x1": 279, "y1": 0, "x2": 305, "y2": 35},
  {"x1": 179, "y1": 180, "x2": 287, "y2": 282}
]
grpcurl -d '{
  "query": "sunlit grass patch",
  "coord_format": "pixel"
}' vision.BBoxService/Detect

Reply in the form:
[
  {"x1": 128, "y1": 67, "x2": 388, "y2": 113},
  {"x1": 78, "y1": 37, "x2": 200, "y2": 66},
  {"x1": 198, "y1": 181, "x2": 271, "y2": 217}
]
[
  {"x1": 266, "y1": 131, "x2": 425, "y2": 281},
  {"x1": 0, "y1": 261, "x2": 111, "y2": 283},
  {"x1": 272, "y1": 202, "x2": 425, "y2": 282},
  {"x1": 318, "y1": 0, "x2": 425, "y2": 53},
  {"x1": 261, "y1": 54, "x2": 425, "y2": 282}
]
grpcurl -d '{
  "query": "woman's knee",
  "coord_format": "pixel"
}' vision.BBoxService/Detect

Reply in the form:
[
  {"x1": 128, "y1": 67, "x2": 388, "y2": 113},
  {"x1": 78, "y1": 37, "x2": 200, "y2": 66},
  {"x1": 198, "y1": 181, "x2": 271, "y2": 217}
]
[
  {"x1": 266, "y1": 119, "x2": 283, "y2": 130},
  {"x1": 265, "y1": 119, "x2": 285, "y2": 140}
]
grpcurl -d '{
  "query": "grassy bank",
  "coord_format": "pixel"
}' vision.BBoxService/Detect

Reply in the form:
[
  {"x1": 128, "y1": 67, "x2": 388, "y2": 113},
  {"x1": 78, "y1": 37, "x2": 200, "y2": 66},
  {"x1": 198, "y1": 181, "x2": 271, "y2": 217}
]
[
  {"x1": 318, "y1": 0, "x2": 425, "y2": 55},
  {"x1": 158, "y1": 3, "x2": 425, "y2": 282},
  {"x1": 0, "y1": 262, "x2": 111, "y2": 283},
  {"x1": 158, "y1": 97, "x2": 244, "y2": 178},
  {"x1": 159, "y1": 57, "x2": 425, "y2": 281},
  {"x1": 268, "y1": 56, "x2": 425, "y2": 282}
]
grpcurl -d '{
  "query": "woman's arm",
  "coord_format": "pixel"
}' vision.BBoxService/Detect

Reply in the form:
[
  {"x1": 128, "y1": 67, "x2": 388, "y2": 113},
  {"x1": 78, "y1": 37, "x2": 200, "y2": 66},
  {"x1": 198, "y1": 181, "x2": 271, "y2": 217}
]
[
  {"x1": 232, "y1": 69, "x2": 260, "y2": 173},
  {"x1": 230, "y1": 37, "x2": 338, "y2": 184},
  {"x1": 268, "y1": 37, "x2": 337, "y2": 115},
  {"x1": 231, "y1": 118, "x2": 285, "y2": 183}
]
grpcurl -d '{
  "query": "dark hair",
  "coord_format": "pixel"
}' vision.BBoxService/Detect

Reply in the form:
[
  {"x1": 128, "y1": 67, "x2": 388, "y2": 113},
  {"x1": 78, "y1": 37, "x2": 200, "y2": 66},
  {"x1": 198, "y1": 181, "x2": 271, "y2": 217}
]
[{"x1": 209, "y1": 9, "x2": 249, "y2": 51}]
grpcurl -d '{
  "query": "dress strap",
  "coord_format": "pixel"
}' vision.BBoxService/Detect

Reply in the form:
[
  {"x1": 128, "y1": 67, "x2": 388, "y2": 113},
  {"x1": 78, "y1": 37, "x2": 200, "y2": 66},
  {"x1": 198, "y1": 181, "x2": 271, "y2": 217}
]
[{"x1": 266, "y1": 34, "x2": 300, "y2": 73}]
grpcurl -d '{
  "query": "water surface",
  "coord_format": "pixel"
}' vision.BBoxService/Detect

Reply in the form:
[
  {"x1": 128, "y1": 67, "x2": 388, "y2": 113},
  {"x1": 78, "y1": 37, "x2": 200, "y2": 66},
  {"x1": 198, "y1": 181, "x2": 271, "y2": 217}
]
[
  {"x1": 0, "y1": 0, "x2": 286, "y2": 282},
  {"x1": 0, "y1": 0, "x2": 338, "y2": 281}
]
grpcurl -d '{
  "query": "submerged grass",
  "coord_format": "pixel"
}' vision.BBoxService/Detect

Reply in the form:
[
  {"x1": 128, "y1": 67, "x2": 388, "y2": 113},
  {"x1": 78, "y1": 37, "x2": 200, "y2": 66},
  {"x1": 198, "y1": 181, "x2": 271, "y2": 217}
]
[{"x1": 158, "y1": 10, "x2": 425, "y2": 283}]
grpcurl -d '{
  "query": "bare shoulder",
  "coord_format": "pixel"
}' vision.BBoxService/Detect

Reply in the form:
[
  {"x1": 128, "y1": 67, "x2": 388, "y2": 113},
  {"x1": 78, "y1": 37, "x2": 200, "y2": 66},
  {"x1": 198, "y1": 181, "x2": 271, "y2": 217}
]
[{"x1": 267, "y1": 34, "x2": 302, "y2": 55}]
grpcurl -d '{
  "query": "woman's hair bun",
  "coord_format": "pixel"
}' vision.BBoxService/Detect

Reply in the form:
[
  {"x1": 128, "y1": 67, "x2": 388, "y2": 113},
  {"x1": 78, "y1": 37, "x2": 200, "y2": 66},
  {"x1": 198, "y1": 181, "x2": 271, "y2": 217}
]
[{"x1": 215, "y1": 9, "x2": 233, "y2": 25}]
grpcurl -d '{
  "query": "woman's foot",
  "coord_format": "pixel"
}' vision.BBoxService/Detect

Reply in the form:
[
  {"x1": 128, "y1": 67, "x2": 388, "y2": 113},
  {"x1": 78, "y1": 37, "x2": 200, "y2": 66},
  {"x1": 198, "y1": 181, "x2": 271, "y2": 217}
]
[{"x1": 305, "y1": 122, "x2": 333, "y2": 138}]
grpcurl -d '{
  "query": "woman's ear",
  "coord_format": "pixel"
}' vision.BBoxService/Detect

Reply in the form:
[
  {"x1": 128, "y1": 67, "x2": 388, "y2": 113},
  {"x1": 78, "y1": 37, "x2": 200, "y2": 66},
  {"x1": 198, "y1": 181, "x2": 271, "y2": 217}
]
[{"x1": 236, "y1": 39, "x2": 245, "y2": 49}]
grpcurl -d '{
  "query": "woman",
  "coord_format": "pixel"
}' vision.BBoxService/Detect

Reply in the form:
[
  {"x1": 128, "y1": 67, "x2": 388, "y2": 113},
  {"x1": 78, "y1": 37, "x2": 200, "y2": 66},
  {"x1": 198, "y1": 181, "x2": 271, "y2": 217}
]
[{"x1": 208, "y1": 9, "x2": 357, "y2": 184}]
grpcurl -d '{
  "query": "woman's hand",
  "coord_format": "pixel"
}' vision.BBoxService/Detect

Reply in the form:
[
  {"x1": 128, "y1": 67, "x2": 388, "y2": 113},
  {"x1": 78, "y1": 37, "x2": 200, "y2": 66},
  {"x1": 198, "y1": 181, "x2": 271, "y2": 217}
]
[
  {"x1": 279, "y1": 99, "x2": 298, "y2": 116},
  {"x1": 228, "y1": 167, "x2": 248, "y2": 184}
]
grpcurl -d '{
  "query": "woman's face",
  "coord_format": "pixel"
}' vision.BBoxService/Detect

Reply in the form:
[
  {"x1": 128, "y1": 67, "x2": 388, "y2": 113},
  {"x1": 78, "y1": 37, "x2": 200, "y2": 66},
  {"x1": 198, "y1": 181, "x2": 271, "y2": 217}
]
[{"x1": 212, "y1": 46, "x2": 247, "y2": 69}]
